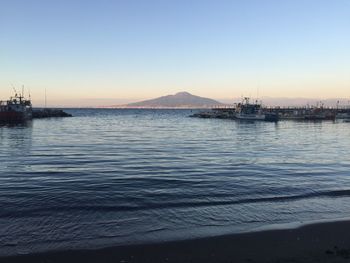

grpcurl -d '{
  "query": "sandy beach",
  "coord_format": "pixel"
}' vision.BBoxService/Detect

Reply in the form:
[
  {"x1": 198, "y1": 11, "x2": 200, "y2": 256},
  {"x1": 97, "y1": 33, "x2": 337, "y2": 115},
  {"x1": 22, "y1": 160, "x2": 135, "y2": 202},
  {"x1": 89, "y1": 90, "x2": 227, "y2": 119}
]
[{"x1": 2, "y1": 220, "x2": 350, "y2": 263}]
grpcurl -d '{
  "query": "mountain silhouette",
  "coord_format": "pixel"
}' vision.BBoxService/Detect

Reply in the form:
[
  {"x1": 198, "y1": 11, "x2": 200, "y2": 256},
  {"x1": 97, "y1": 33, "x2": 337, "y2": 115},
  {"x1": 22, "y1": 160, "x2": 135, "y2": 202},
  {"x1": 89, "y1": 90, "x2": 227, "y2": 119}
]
[{"x1": 125, "y1": 92, "x2": 224, "y2": 108}]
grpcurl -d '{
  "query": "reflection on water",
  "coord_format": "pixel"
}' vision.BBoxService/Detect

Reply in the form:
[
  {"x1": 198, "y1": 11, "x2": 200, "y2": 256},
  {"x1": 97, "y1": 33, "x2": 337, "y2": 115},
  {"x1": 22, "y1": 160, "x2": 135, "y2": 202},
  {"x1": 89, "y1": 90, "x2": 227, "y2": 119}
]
[
  {"x1": 0, "y1": 120, "x2": 33, "y2": 128},
  {"x1": 0, "y1": 109, "x2": 350, "y2": 256},
  {"x1": 0, "y1": 121, "x2": 33, "y2": 159}
]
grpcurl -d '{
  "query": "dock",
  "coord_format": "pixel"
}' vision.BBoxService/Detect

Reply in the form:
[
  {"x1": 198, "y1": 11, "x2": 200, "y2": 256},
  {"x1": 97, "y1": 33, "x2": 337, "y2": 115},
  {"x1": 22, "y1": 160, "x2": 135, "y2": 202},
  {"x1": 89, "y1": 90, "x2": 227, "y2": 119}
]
[{"x1": 191, "y1": 106, "x2": 350, "y2": 121}]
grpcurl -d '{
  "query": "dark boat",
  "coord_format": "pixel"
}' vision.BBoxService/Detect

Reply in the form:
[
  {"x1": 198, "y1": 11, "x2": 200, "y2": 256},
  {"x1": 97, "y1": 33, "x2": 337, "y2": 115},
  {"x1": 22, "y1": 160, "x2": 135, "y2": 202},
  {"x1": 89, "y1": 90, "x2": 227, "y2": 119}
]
[
  {"x1": 303, "y1": 107, "x2": 336, "y2": 121},
  {"x1": 0, "y1": 92, "x2": 32, "y2": 123}
]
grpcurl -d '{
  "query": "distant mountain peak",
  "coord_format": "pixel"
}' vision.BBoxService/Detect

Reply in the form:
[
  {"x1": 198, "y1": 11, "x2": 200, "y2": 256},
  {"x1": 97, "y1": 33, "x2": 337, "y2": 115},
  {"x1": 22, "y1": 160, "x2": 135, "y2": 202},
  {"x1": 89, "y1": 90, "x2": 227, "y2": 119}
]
[
  {"x1": 122, "y1": 91, "x2": 224, "y2": 108},
  {"x1": 175, "y1": 91, "x2": 191, "y2": 96}
]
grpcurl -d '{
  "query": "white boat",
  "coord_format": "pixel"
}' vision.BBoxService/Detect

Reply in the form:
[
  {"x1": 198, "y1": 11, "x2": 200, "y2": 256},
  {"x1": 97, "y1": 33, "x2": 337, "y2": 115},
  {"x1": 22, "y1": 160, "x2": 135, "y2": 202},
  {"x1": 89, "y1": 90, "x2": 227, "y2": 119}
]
[{"x1": 235, "y1": 98, "x2": 278, "y2": 122}]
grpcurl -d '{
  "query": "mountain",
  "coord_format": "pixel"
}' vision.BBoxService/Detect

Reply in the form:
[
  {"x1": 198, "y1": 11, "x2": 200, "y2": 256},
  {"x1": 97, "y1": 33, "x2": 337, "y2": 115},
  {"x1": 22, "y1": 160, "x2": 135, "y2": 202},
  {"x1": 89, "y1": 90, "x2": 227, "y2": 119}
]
[{"x1": 123, "y1": 92, "x2": 224, "y2": 108}]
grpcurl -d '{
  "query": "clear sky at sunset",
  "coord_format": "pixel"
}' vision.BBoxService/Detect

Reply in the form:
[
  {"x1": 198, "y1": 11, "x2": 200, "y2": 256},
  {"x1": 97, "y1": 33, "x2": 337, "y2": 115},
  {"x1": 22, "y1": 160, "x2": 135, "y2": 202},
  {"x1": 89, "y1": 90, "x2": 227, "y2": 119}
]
[{"x1": 1, "y1": 0, "x2": 349, "y2": 106}]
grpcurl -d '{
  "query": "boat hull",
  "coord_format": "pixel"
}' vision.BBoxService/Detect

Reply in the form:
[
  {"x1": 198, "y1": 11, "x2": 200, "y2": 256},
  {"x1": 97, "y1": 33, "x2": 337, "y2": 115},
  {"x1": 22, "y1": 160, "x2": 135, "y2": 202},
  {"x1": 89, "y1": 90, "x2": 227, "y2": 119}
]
[
  {"x1": 236, "y1": 114, "x2": 265, "y2": 121},
  {"x1": 0, "y1": 111, "x2": 31, "y2": 123},
  {"x1": 236, "y1": 113, "x2": 278, "y2": 122}
]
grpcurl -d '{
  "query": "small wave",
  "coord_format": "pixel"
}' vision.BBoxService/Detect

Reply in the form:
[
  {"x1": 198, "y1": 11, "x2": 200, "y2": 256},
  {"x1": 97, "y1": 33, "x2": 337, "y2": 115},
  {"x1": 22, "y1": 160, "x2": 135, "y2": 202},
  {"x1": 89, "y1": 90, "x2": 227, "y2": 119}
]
[{"x1": 1, "y1": 189, "x2": 350, "y2": 218}]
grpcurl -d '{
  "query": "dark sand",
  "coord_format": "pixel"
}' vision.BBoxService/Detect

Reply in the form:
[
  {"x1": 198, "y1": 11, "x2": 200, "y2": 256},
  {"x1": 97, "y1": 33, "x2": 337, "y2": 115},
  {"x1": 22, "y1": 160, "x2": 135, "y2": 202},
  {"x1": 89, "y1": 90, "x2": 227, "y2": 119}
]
[{"x1": 2, "y1": 220, "x2": 350, "y2": 263}]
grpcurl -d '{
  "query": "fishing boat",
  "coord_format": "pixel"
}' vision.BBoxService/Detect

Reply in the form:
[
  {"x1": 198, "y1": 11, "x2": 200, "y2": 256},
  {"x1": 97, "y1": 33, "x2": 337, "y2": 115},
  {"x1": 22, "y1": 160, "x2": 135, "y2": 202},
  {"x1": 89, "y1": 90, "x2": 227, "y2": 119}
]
[
  {"x1": 0, "y1": 92, "x2": 32, "y2": 123},
  {"x1": 235, "y1": 97, "x2": 278, "y2": 122}
]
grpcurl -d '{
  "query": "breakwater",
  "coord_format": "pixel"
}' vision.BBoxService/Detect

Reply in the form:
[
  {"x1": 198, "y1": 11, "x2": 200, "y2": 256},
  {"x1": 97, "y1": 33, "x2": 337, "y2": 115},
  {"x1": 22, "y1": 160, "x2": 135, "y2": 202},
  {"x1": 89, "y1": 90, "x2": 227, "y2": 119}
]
[
  {"x1": 191, "y1": 106, "x2": 350, "y2": 121},
  {"x1": 32, "y1": 109, "x2": 72, "y2": 119}
]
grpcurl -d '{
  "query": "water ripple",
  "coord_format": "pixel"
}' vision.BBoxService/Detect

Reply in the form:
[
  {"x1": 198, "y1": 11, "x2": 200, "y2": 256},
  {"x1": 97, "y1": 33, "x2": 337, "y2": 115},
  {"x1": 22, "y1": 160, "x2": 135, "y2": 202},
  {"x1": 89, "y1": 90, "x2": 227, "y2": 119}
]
[{"x1": 1, "y1": 109, "x2": 350, "y2": 256}]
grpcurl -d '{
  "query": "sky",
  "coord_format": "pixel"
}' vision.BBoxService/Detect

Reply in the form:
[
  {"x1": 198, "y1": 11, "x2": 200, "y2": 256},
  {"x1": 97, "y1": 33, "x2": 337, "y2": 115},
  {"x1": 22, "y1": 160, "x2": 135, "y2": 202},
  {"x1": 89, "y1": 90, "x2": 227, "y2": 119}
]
[{"x1": 1, "y1": 0, "x2": 349, "y2": 106}]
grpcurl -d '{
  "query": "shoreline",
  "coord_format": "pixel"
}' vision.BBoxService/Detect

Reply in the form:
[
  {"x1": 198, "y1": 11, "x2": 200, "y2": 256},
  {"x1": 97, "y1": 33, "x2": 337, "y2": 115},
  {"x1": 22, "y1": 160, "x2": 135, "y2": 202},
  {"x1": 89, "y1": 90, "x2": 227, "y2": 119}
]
[{"x1": 2, "y1": 219, "x2": 350, "y2": 263}]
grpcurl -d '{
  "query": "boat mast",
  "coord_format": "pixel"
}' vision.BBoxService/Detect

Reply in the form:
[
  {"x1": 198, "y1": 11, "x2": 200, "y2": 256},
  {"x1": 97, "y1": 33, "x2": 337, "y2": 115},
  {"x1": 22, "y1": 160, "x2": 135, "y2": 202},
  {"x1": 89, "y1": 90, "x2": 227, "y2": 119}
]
[
  {"x1": 11, "y1": 84, "x2": 18, "y2": 98},
  {"x1": 21, "y1": 85, "x2": 25, "y2": 103}
]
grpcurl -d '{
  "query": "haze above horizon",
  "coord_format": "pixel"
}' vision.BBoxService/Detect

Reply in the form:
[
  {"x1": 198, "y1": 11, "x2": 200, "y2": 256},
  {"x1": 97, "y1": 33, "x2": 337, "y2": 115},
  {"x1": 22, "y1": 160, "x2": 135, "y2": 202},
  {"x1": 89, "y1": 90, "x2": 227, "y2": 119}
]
[{"x1": 1, "y1": 0, "x2": 349, "y2": 107}]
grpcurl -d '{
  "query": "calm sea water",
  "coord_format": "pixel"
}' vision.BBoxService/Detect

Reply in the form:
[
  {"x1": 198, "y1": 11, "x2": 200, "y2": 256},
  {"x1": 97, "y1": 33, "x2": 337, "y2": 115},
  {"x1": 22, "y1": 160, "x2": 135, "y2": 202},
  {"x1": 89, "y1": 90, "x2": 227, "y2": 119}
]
[{"x1": 1, "y1": 109, "x2": 350, "y2": 256}]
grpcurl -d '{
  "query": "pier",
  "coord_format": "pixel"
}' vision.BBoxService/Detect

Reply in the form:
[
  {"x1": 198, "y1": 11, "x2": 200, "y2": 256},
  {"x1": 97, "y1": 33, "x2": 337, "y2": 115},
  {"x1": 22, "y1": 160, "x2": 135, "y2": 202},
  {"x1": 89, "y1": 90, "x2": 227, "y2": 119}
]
[{"x1": 191, "y1": 105, "x2": 350, "y2": 121}]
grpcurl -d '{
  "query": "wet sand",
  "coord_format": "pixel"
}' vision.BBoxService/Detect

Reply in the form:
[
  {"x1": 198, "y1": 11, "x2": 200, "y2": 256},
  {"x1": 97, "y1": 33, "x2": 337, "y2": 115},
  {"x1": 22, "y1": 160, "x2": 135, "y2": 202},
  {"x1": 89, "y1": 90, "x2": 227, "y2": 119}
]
[{"x1": 2, "y1": 220, "x2": 350, "y2": 263}]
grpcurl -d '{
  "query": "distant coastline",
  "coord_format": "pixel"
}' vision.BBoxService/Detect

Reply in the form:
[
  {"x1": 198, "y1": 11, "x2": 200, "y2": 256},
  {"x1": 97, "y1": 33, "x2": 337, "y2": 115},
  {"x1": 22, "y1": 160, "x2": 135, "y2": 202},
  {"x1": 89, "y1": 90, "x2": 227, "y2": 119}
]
[
  {"x1": 111, "y1": 92, "x2": 225, "y2": 109},
  {"x1": 109, "y1": 93, "x2": 350, "y2": 109},
  {"x1": 26, "y1": 93, "x2": 350, "y2": 109},
  {"x1": 104, "y1": 106, "x2": 217, "y2": 109}
]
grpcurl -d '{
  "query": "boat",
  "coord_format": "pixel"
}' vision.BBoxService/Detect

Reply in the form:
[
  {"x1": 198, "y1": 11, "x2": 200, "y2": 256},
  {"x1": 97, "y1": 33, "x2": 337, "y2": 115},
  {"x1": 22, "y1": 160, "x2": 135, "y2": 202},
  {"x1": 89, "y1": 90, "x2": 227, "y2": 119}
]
[
  {"x1": 336, "y1": 108, "x2": 350, "y2": 120},
  {"x1": 303, "y1": 106, "x2": 336, "y2": 121},
  {"x1": 0, "y1": 92, "x2": 32, "y2": 123},
  {"x1": 235, "y1": 97, "x2": 278, "y2": 122}
]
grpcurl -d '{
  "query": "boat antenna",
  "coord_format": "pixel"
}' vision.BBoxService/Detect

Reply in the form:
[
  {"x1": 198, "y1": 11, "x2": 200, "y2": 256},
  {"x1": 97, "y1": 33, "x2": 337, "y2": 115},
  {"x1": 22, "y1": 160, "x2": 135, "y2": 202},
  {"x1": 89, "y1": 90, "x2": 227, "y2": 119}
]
[
  {"x1": 256, "y1": 74, "x2": 261, "y2": 102},
  {"x1": 11, "y1": 84, "x2": 18, "y2": 97},
  {"x1": 45, "y1": 88, "x2": 47, "y2": 108}
]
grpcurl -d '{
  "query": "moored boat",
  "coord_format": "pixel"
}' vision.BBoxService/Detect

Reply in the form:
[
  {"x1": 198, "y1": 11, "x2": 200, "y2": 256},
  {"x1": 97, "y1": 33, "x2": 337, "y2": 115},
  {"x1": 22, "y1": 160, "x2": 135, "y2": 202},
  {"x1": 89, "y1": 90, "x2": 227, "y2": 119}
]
[
  {"x1": 0, "y1": 92, "x2": 32, "y2": 123},
  {"x1": 235, "y1": 98, "x2": 278, "y2": 122}
]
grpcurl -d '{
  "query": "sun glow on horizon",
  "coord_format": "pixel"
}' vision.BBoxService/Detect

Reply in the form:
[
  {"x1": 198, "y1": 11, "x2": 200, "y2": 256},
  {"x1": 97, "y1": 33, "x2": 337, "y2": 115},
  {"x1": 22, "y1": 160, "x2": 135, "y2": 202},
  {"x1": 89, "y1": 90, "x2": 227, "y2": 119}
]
[{"x1": 1, "y1": 0, "x2": 349, "y2": 106}]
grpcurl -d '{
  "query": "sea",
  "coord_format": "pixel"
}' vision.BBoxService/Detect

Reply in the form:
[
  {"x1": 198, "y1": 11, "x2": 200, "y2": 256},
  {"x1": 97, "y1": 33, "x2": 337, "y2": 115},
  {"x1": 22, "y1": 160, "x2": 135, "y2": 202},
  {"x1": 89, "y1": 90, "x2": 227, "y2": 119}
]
[{"x1": 1, "y1": 109, "x2": 350, "y2": 256}]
